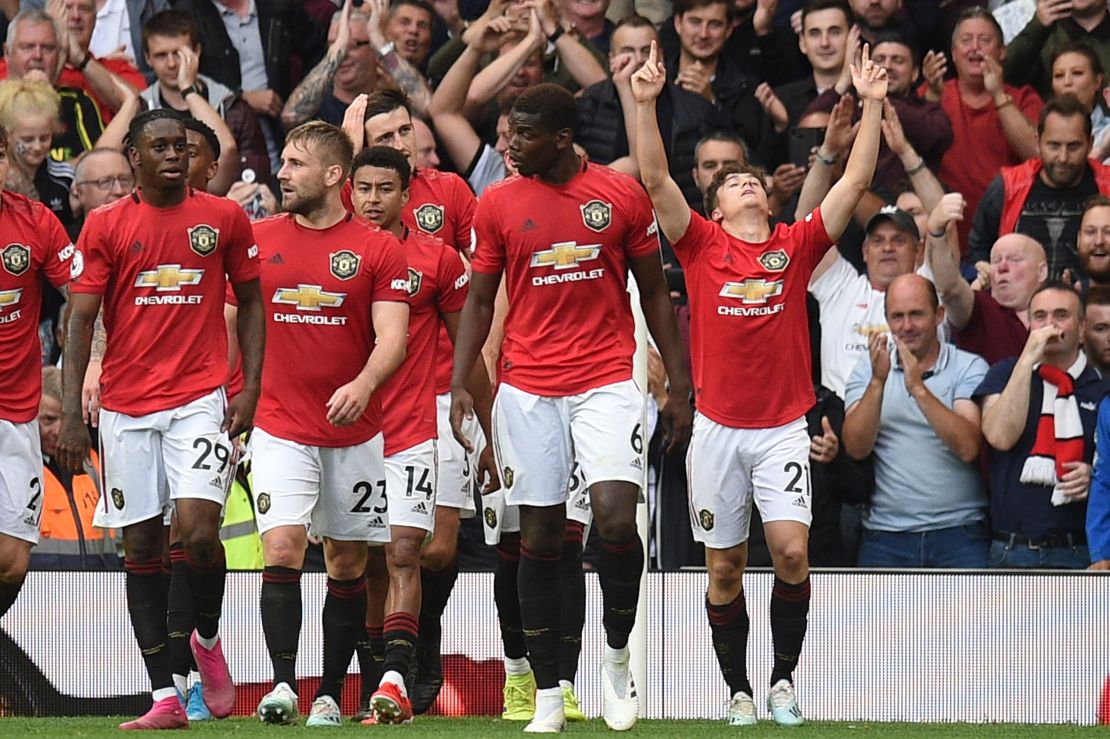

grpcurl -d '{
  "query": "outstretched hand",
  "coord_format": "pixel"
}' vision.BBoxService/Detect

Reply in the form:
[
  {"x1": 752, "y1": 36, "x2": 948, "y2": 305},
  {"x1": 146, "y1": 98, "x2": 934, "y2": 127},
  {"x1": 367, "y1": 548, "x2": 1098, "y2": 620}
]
[
  {"x1": 850, "y1": 43, "x2": 888, "y2": 102},
  {"x1": 630, "y1": 41, "x2": 666, "y2": 104}
]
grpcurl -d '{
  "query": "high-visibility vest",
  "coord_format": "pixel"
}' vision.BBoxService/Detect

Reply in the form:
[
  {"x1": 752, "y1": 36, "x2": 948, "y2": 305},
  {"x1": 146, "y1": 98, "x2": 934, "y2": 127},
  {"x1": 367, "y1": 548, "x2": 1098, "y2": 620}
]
[
  {"x1": 220, "y1": 470, "x2": 263, "y2": 570},
  {"x1": 34, "y1": 452, "x2": 119, "y2": 568}
]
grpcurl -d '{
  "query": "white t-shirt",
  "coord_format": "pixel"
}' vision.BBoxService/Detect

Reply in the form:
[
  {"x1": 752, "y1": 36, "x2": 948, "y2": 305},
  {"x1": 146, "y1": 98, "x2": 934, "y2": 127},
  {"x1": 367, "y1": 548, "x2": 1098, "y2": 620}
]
[{"x1": 88, "y1": 0, "x2": 134, "y2": 62}]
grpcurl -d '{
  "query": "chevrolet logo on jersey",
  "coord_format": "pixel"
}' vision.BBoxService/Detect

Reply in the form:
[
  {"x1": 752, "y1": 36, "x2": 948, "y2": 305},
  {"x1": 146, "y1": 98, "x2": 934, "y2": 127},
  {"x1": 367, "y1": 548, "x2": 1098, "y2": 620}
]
[
  {"x1": 719, "y1": 279, "x2": 783, "y2": 304},
  {"x1": 531, "y1": 242, "x2": 601, "y2": 269},
  {"x1": 134, "y1": 265, "x2": 204, "y2": 290},
  {"x1": 0, "y1": 288, "x2": 22, "y2": 324},
  {"x1": 272, "y1": 285, "x2": 348, "y2": 325}
]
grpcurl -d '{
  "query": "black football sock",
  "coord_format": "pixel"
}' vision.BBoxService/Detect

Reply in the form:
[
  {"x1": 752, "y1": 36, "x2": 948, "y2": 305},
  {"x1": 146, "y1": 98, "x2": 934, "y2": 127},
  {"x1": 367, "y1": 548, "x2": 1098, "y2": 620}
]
[
  {"x1": 707, "y1": 589, "x2": 753, "y2": 697},
  {"x1": 0, "y1": 578, "x2": 25, "y2": 619},
  {"x1": 261, "y1": 565, "x2": 302, "y2": 688},
  {"x1": 316, "y1": 576, "x2": 367, "y2": 701},
  {"x1": 418, "y1": 556, "x2": 459, "y2": 653},
  {"x1": 559, "y1": 522, "x2": 586, "y2": 683},
  {"x1": 770, "y1": 576, "x2": 811, "y2": 685},
  {"x1": 125, "y1": 557, "x2": 173, "y2": 691},
  {"x1": 184, "y1": 546, "x2": 226, "y2": 641},
  {"x1": 381, "y1": 611, "x2": 419, "y2": 683},
  {"x1": 358, "y1": 624, "x2": 385, "y2": 702},
  {"x1": 166, "y1": 544, "x2": 194, "y2": 687},
  {"x1": 518, "y1": 544, "x2": 561, "y2": 689},
  {"x1": 598, "y1": 534, "x2": 643, "y2": 650},
  {"x1": 494, "y1": 537, "x2": 526, "y2": 660}
]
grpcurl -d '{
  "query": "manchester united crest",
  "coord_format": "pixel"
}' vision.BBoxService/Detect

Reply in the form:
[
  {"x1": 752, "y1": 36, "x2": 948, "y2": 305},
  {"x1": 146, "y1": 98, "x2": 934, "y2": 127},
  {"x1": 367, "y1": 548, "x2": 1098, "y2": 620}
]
[
  {"x1": 111, "y1": 488, "x2": 125, "y2": 510},
  {"x1": 484, "y1": 507, "x2": 497, "y2": 529},
  {"x1": 1, "y1": 243, "x2": 30, "y2": 276},
  {"x1": 257, "y1": 493, "x2": 271, "y2": 514},
  {"x1": 699, "y1": 509, "x2": 715, "y2": 531},
  {"x1": 580, "y1": 200, "x2": 612, "y2": 232},
  {"x1": 414, "y1": 203, "x2": 445, "y2": 233},
  {"x1": 503, "y1": 466, "x2": 514, "y2": 489},
  {"x1": 407, "y1": 267, "x2": 423, "y2": 297},
  {"x1": 330, "y1": 250, "x2": 361, "y2": 280},
  {"x1": 758, "y1": 250, "x2": 789, "y2": 272},
  {"x1": 187, "y1": 225, "x2": 219, "y2": 257}
]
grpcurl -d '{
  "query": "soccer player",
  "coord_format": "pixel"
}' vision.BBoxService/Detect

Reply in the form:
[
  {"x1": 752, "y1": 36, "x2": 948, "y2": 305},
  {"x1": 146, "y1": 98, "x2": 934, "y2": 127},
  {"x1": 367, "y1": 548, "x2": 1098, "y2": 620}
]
[
  {"x1": 632, "y1": 42, "x2": 887, "y2": 726},
  {"x1": 348, "y1": 88, "x2": 480, "y2": 712},
  {"x1": 249, "y1": 122, "x2": 409, "y2": 727},
  {"x1": 349, "y1": 144, "x2": 497, "y2": 724},
  {"x1": 0, "y1": 124, "x2": 74, "y2": 622},
  {"x1": 58, "y1": 108, "x2": 265, "y2": 730},
  {"x1": 451, "y1": 82, "x2": 694, "y2": 733}
]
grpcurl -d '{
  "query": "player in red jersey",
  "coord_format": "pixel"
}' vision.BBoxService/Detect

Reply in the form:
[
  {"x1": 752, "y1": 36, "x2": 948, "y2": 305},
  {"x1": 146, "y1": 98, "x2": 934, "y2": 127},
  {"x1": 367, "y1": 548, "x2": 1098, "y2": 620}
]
[
  {"x1": 58, "y1": 108, "x2": 265, "y2": 731},
  {"x1": 349, "y1": 145, "x2": 498, "y2": 724},
  {"x1": 0, "y1": 124, "x2": 74, "y2": 623},
  {"x1": 346, "y1": 89, "x2": 482, "y2": 713},
  {"x1": 248, "y1": 123, "x2": 410, "y2": 727},
  {"x1": 633, "y1": 42, "x2": 887, "y2": 726},
  {"x1": 451, "y1": 83, "x2": 693, "y2": 733}
]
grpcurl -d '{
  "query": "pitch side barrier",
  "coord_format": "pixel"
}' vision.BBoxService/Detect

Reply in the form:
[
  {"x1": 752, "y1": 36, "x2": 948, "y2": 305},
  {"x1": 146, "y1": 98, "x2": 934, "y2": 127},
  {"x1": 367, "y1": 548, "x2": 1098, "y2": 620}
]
[{"x1": 1, "y1": 569, "x2": 1106, "y2": 722}]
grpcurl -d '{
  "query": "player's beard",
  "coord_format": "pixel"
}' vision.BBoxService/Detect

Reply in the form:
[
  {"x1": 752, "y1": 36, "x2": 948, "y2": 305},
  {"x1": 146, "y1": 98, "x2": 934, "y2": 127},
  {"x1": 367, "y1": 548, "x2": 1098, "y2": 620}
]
[{"x1": 282, "y1": 182, "x2": 327, "y2": 217}]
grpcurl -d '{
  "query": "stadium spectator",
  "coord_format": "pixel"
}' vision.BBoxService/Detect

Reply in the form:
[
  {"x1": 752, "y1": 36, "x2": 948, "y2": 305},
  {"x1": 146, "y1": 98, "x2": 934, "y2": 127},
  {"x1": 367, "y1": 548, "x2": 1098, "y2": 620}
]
[
  {"x1": 139, "y1": 10, "x2": 267, "y2": 191},
  {"x1": 281, "y1": 0, "x2": 381, "y2": 129},
  {"x1": 577, "y1": 15, "x2": 723, "y2": 206},
  {"x1": 0, "y1": 79, "x2": 77, "y2": 232},
  {"x1": 1084, "y1": 285, "x2": 1110, "y2": 376},
  {"x1": 929, "y1": 194, "x2": 1045, "y2": 366},
  {"x1": 969, "y1": 95, "x2": 1110, "y2": 280},
  {"x1": 382, "y1": 0, "x2": 435, "y2": 70},
  {"x1": 1079, "y1": 194, "x2": 1110, "y2": 290},
  {"x1": 411, "y1": 115, "x2": 439, "y2": 169},
  {"x1": 1003, "y1": 0, "x2": 1110, "y2": 102},
  {"x1": 922, "y1": 7, "x2": 1042, "y2": 257},
  {"x1": 805, "y1": 30, "x2": 952, "y2": 189},
  {"x1": 30, "y1": 366, "x2": 118, "y2": 571},
  {"x1": 563, "y1": 0, "x2": 614, "y2": 54},
  {"x1": 976, "y1": 282, "x2": 1108, "y2": 569},
  {"x1": 67, "y1": 147, "x2": 133, "y2": 237},
  {"x1": 1048, "y1": 44, "x2": 1110, "y2": 160},
  {"x1": 691, "y1": 130, "x2": 745, "y2": 196},
  {"x1": 841, "y1": 274, "x2": 989, "y2": 567},
  {"x1": 850, "y1": 0, "x2": 913, "y2": 43}
]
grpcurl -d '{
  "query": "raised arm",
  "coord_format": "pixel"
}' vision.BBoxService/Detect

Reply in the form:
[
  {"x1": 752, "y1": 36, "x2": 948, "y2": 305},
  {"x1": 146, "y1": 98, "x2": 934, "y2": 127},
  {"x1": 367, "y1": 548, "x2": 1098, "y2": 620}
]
[
  {"x1": 94, "y1": 76, "x2": 141, "y2": 151},
  {"x1": 176, "y1": 47, "x2": 239, "y2": 195},
  {"x1": 801, "y1": 94, "x2": 855, "y2": 285},
  {"x1": 281, "y1": 0, "x2": 353, "y2": 131},
  {"x1": 534, "y1": 0, "x2": 605, "y2": 90},
  {"x1": 466, "y1": 11, "x2": 544, "y2": 118},
  {"x1": 819, "y1": 44, "x2": 887, "y2": 241},
  {"x1": 633, "y1": 41, "x2": 689, "y2": 243},
  {"x1": 983, "y1": 56, "x2": 1038, "y2": 161},
  {"x1": 881, "y1": 99, "x2": 944, "y2": 215},
  {"x1": 925, "y1": 193, "x2": 974, "y2": 330},
  {"x1": 980, "y1": 330, "x2": 1055, "y2": 451}
]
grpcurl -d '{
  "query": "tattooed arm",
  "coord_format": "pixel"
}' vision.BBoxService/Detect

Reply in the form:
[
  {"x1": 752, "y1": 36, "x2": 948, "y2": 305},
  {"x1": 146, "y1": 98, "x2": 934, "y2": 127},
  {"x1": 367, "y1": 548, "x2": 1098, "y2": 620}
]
[
  {"x1": 281, "y1": 0, "x2": 353, "y2": 131},
  {"x1": 366, "y1": 0, "x2": 433, "y2": 117}
]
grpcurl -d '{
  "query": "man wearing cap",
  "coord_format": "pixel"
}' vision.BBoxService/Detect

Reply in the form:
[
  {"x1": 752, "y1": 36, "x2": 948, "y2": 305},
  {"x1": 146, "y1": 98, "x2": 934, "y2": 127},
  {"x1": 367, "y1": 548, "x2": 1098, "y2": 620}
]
[
  {"x1": 809, "y1": 204, "x2": 930, "y2": 399},
  {"x1": 840, "y1": 274, "x2": 990, "y2": 567}
]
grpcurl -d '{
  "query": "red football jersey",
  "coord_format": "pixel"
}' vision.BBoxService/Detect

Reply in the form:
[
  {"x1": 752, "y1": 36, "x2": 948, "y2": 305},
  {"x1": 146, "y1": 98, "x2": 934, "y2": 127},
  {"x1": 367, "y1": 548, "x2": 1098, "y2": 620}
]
[
  {"x1": 471, "y1": 161, "x2": 659, "y2": 396},
  {"x1": 70, "y1": 189, "x2": 259, "y2": 416},
  {"x1": 0, "y1": 192, "x2": 73, "y2": 422},
  {"x1": 253, "y1": 212, "x2": 409, "y2": 447},
  {"x1": 223, "y1": 283, "x2": 244, "y2": 401},
  {"x1": 672, "y1": 209, "x2": 833, "y2": 428},
  {"x1": 381, "y1": 227, "x2": 468, "y2": 455}
]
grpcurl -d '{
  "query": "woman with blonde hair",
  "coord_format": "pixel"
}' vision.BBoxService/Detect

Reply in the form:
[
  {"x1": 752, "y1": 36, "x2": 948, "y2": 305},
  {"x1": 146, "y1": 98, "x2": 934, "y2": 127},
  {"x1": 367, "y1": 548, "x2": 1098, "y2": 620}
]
[{"x1": 0, "y1": 79, "x2": 76, "y2": 232}]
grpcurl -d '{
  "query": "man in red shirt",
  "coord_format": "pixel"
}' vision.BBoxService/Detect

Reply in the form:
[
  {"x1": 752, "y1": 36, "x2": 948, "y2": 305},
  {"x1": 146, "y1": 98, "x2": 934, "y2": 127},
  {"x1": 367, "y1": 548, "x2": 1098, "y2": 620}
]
[
  {"x1": 350, "y1": 88, "x2": 481, "y2": 713},
  {"x1": 349, "y1": 144, "x2": 496, "y2": 724},
  {"x1": 248, "y1": 123, "x2": 409, "y2": 727},
  {"x1": 58, "y1": 108, "x2": 264, "y2": 730},
  {"x1": 633, "y1": 41, "x2": 886, "y2": 726},
  {"x1": 452, "y1": 82, "x2": 693, "y2": 732},
  {"x1": 0, "y1": 124, "x2": 74, "y2": 622}
]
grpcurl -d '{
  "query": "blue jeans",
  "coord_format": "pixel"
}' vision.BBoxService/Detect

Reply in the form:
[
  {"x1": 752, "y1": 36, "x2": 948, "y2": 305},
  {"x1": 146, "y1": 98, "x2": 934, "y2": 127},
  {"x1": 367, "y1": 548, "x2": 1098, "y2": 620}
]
[
  {"x1": 857, "y1": 522, "x2": 990, "y2": 567},
  {"x1": 988, "y1": 539, "x2": 1090, "y2": 569}
]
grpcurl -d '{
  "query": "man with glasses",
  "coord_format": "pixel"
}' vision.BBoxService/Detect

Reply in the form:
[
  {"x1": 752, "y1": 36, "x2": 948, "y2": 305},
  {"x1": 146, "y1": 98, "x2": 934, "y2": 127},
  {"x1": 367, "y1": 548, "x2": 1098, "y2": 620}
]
[{"x1": 68, "y1": 147, "x2": 134, "y2": 239}]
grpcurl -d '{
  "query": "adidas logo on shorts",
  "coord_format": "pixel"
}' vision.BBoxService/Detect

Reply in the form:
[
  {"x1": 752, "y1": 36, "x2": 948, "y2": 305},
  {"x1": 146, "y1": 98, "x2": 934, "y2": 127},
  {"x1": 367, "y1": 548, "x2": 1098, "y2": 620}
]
[
  {"x1": 792, "y1": 495, "x2": 807, "y2": 508},
  {"x1": 630, "y1": 457, "x2": 643, "y2": 471},
  {"x1": 410, "y1": 501, "x2": 429, "y2": 514},
  {"x1": 208, "y1": 476, "x2": 223, "y2": 489}
]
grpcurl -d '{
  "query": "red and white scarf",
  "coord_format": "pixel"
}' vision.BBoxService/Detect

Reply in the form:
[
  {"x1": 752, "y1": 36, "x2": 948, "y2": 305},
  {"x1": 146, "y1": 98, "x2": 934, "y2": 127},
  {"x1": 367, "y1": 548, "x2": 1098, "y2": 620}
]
[{"x1": 1020, "y1": 354, "x2": 1086, "y2": 505}]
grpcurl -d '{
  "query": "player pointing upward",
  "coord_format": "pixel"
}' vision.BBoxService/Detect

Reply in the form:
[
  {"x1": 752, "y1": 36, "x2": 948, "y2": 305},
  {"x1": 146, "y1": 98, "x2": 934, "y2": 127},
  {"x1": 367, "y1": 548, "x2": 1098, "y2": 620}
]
[{"x1": 633, "y1": 41, "x2": 887, "y2": 726}]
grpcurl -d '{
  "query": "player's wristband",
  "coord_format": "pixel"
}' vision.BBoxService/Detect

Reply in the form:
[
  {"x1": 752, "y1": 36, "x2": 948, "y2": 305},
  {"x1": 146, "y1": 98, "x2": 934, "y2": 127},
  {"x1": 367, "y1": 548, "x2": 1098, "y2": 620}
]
[
  {"x1": 75, "y1": 53, "x2": 91, "y2": 71},
  {"x1": 181, "y1": 85, "x2": 199, "y2": 99}
]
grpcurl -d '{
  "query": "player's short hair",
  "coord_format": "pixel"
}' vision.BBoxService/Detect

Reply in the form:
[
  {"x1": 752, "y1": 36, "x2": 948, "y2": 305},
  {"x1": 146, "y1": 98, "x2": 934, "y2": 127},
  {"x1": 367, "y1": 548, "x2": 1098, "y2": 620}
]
[
  {"x1": 510, "y1": 83, "x2": 578, "y2": 137},
  {"x1": 141, "y1": 10, "x2": 199, "y2": 52},
  {"x1": 285, "y1": 120, "x2": 355, "y2": 177},
  {"x1": 184, "y1": 117, "x2": 220, "y2": 161},
  {"x1": 800, "y1": 0, "x2": 852, "y2": 31},
  {"x1": 871, "y1": 30, "x2": 918, "y2": 66},
  {"x1": 704, "y1": 162, "x2": 769, "y2": 214},
  {"x1": 390, "y1": 0, "x2": 435, "y2": 20},
  {"x1": 952, "y1": 7, "x2": 1004, "y2": 49},
  {"x1": 1039, "y1": 94, "x2": 1093, "y2": 138},
  {"x1": 673, "y1": 0, "x2": 734, "y2": 22},
  {"x1": 615, "y1": 14, "x2": 657, "y2": 32},
  {"x1": 1087, "y1": 284, "x2": 1110, "y2": 310},
  {"x1": 693, "y1": 130, "x2": 747, "y2": 164},
  {"x1": 41, "y1": 365, "x2": 61, "y2": 402},
  {"x1": 364, "y1": 88, "x2": 411, "y2": 123},
  {"x1": 1084, "y1": 193, "x2": 1110, "y2": 219},
  {"x1": 1052, "y1": 41, "x2": 1104, "y2": 79},
  {"x1": 127, "y1": 107, "x2": 186, "y2": 151},
  {"x1": 0, "y1": 79, "x2": 61, "y2": 131},
  {"x1": 351, "y1": 145, "x2": 411, "y2": 190},
  {"x1": 1030, "y1": 280, "x2": 1083, "y2": 315}
]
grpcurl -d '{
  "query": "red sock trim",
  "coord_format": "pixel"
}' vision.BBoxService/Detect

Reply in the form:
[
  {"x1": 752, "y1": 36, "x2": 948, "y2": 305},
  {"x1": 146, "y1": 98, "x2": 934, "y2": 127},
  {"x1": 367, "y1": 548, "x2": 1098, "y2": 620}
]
[
  {"x1": 327, "y1": 577, "x2": 367, "y2": 599},
  {"x1": 706, "y1": 590, "x2": 747, "y2": 626},
  {"x1": 601, "y1": 536, "x2": 639, "y2": 554},
  {"x1": 366, "y1": 625, "x2": 384, "y2": 639},
  {"x1": 383, "y1": 612, "x2": 419, "y2": 636},
  {"x1": 124, "y1": 558, "x2": 163, "y2": 575},
  {"x1": 183, "y1": 547, "x2": 226, "y2": 572},
  {"x1": 772, "y1": 576, "x2": 811, "y2": 603},
  {"x1": 520, "y1": 545, "x2": 560, "y2": 562}
]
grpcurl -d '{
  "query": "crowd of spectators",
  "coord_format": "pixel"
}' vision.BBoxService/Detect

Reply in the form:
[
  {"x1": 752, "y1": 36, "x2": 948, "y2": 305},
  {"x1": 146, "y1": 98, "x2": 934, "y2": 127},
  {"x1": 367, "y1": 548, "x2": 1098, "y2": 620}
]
[{"x1": 13, "y1": 0, "x2": 1110, "y2": 572}]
